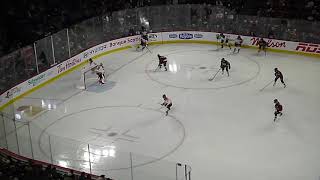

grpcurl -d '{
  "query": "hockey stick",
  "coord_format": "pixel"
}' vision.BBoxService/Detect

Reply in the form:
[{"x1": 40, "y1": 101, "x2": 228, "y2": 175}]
[
  {"x1": 209, "y1": 68, "x2": 221, "y2": 81},
  {"x1": 146, "y1": 45, "x2": 152, "y2": 53},
  {"x1": 259, "y1": 80, "x2": 274, "y2": 92},
  {"x1": 155, "y1": 102, "x2": 166, "y2": 110},
  {"x1": 154, "y1": 65, "x2": 161, "y2": 72},
  {"x1": 136, "y1": 44, "x2": 141, "y2": 51}
]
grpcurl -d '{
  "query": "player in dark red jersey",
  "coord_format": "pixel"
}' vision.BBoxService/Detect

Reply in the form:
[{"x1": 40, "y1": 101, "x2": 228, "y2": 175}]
[
  {"x1": 157, "y1": 54, "x2": 168, "y2": 71},
  {"x1": 258, "y1": 38, "x2": 267, "y2": 53},
  {"x1": 220, "y1": 58, "x2": 231, "y2": 76},
  {"x1": 140, "y1": 36, "x2": 148, "y2": 51},
  {"x1": 273, "y1": 68, "x2": 286, "y2": 88},
  {"x1": 137, "y1": 32, "x2": 148, "y2": 51},
  {"x1": 274, "y1": 99, "x2": 283, "y2": 121},
  {"x1": 161, "y1": 94, "x2": 172, "y2": 116}
]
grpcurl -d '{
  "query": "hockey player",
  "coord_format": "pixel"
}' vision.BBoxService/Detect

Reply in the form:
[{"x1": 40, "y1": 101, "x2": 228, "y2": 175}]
[
  {"x1": 96, "y1": 63, "x2": 105, "y2": 84},
  {"x1": 225, "y1": 36, "x2": 232, "y2": 50},
  {"x1": 88, "y1": 58, "x2": 98, "y2": 71},
  {"x1": 140, "y1": 32, "x2": 148, "y2": 51},
  {"x1": 161, "y1": 94, "x2": 172, "y2": 116},
  {"x1": 218, "y1": 33, "x2": 226, "y2": 48},
  {"x1": 89, "y1": 58, "x2": 94, "y2": 65},
  {"x1": 89, "y1": 58, "x2": 96, "y2": 67},
  {"x1": 220, "y1": 58, "x2": 231, "y2": 76},
  {"x1": 273, "y1": 99, "x2": 283, "y2": 122},
  {"x1": 258, "y1": 38, "x2": 267, "y2": 53},
  {"x1": 273, "y1": 68, "x2": 286, "y2": 88},
  {"x1": 84, "y1": 58, "x2": 98, "y2": 76},
  {"x1": 233, "y1": 35, "x2": 243, "y2": 53},
  {"x1": 157, "y1": 54, "x2": 168, "y2": 71}
]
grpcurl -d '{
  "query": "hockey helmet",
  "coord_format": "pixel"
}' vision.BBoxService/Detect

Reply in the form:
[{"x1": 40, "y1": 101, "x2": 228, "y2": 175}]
[
  {"x1": 274, "y1": 68, "x2": 278, "y2": 71},
  {"x1": 274, "y1": 99, "x2": 278, "y2": 103}
]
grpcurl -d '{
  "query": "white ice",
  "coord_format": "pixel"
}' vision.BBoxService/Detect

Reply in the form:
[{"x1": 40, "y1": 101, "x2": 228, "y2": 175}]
[{"x1": 5, "y1": 43, "x2": 320, "y2": 180}]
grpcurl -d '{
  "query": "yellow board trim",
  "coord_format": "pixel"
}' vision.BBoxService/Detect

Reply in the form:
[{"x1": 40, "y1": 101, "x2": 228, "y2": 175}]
[
  {"x1": 1, "y1": 39, "x2": 319, "y2": 111},
  {"x1": 0, "y1": 46, "x2": 131, "y2": 111}
]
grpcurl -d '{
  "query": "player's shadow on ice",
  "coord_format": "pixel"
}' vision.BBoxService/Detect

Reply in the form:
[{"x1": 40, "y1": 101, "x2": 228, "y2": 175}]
[
  {"x1": 255, "y1": 123, "x2": 277, "y2": 135},
  {"x1": 209, "y1": 48, "x2": 220, "y2": 52},
  {"x1": 145, "y1": 69, "x2": 168, "y2": 73},
  {"x1": 86, "y1": 81, "x2": 116, "y2": 93},
  {"x1": 260, "y1": 86, "x2": 285, "y2": 93}
]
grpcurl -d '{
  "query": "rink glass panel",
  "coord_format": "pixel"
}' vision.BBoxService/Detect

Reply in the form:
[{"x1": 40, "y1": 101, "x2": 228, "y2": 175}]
[
  {"x1": 0, "y1": 46, "x2": 38, "y2": 94},
  {"x1": 52, "y1": 29, "x2": 70, "y2": 64},
  {"x1": 35, "y1": 36, "x2": 55, "y2": 70},
  {"x1": 0, "y1": 104, "x2": 24, "y2": 155}
]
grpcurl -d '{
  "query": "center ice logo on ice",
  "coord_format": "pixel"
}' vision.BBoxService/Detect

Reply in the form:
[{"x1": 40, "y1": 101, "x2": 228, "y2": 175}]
[{"x1": 179, "y1": 33, "x2": 193, "y2": 39}]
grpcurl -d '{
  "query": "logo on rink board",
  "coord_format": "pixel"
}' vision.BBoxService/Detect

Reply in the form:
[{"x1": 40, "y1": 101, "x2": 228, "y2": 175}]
[
  {"x1": 296, "y1": 43, "x2": 320, "y2": 53},
  {"x1": 57, "y1": 58, "x2": 81, "y2": 74},
  {"x1": 83, "y1": 36, "x2": 140, "y2": 59},
  {"x1": 5, "y1": 87, "x2": 22, "y2": 99},
  {"x1": 179, "y1": 33, "x2": 193, "y2": 39},
  {"x1": 194, "y1": 34, "x2": 203, "y2": 38},
  {"x1": 27, "y1": 73, "x2": 46, "y2": 87},
  {"x1": 169, "y1": 34, "x2": 178, "y2": 38},
  {"x1": 251, "y1": 37, "x2": 286, "y2": 48},
  {"x1": 148, "y1": 34, "x2": 158, "y2": 41},
  {"x1": 83, "y1": 44, "x2": 108, "y2": 59}
]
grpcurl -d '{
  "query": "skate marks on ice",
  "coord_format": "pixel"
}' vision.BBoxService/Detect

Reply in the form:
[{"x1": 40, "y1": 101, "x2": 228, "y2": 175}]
[
  {"x1": 85, "y1": 81, "x2": 117, "y2": 93},
  {"x1": 254, "y1": 113, "x2": 305, "y2": 142},
  {"x1": 145, "y1": 50, "x2": 261, "y2": 90}
]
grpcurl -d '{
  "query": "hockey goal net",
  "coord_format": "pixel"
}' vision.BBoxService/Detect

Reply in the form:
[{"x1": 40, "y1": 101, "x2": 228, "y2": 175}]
[{"x1": 76, "y1": 64, "x2": 99, "y2": 90}]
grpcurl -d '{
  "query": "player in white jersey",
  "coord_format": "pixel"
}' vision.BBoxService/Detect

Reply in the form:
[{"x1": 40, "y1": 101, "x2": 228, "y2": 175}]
[
  {"x1": 96, "y1": 63, "x2": 105, "y2": 84},
  {"x1": 233, "y1": 35, "x2": 243, "y2": 53},
  {"x1": 161, "y1": 94, "x2": 172, "y2": 116}
]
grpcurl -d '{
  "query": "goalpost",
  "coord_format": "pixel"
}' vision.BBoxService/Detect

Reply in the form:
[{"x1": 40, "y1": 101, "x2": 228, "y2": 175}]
[{"x1": 76, "y1": 64, "x2": 99, "y2": 90}]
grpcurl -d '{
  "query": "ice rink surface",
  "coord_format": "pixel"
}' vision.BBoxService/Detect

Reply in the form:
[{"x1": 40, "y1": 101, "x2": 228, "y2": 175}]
[{"x1": 8, "y1": 44, "x2": 320, "y2": 180}]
